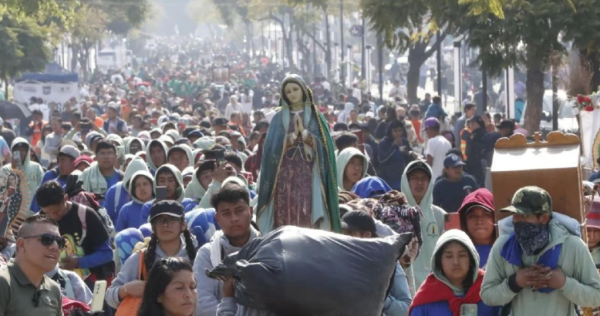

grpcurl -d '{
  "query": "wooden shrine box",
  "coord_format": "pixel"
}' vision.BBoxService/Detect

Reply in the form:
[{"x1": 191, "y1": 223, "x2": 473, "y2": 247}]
[{"x1": 491, "y1": 132, "x2": 584, "y2": 224}]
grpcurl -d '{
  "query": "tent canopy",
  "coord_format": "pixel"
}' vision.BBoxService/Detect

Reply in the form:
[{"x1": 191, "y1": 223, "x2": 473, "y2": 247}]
[{"x1": 17, "y1": 63, "x2": 78, "y2": 83}]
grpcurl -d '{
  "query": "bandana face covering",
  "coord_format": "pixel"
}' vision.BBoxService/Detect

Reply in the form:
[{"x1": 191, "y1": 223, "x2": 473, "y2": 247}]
[{"x1": 513, "y1": 221, "x2": 550, "y2": 255}]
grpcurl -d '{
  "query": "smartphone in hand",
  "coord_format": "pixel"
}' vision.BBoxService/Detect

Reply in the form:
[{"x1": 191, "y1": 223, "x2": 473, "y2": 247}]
[
  {"x1": 12, "y1": 151, "x2": 21, "y2": 167},
  {"x1": 215, "y1": 150, "x2": 225, "y2": 166},
  {"x1": 156, "y1": 186, "x2": 167, "y2": 200}
]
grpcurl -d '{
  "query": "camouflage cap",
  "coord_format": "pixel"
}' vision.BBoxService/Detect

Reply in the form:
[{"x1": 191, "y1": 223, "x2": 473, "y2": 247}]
[{"x1": 500, "y1": 186, "x2": 553, "y2": 216}]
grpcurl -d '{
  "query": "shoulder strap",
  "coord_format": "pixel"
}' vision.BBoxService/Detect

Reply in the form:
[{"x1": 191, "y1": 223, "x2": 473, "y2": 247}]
[
  {"x1": 76, "y1": 203, "x2": 87, "y2": 246},
  {"x1": 60, "y1": 270, "x2": 75, "y2": 300},
  {"x1": 137, "y1": 249, "x2": 148, "y2": 280}
]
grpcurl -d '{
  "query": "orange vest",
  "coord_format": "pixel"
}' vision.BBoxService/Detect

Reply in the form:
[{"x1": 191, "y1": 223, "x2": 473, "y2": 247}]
[{"x1": 460, "y1": 128, "x2": 471, "y2": 159}]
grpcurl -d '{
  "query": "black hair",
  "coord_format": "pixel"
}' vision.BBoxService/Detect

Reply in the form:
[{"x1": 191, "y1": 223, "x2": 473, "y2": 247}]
[
  {"x1": 446, "y1": 148, "x2": 464, "y2": 160},
  {"x1": 95, "y1": 139, "x2": 116, "y2": 155},
  {"x1": 249, "y1": 131, "x2": 261, "y2": 143},
  {"x1": 385, "y1": 120, "x2": 408, "y2": 140},
  {"x1": 35, "y1": 180, "x2": 66, "y2": 208},
  {"x1": 333, "y1": 123, "x2": 349, "y2": 132},
  {"x1": 211, "y1": 182, "x2": 250, "y2": 210},
  {"x1": 434, "y1": 240, "x2": 477, "y2": 292},
  {"x1": 18, "y1": 214, "x2": 59, "y2": 238},
  {"x1": 32, "y1": 110, "x2": 43, "y2": 117},
  {"x1": 224, "y1": 152, "x2": 243, "y2": 170},
  {"x1": 335, "y1": 132, "x2": 359, "y2": 152},
  {"x1": 137, "y1": 258, "x2": 194, "y2": 316},
  {"x1": 145, "y1": 221, "x2": 196, "y2": 274},
  {"x1": 464, "y1": 103, "x2": 476, "y2": 113},
  {"x1": 385, "y1": 106, "x2": 398, "y2": 122},
  {"x1": 432, "y1": 96, "x2": 442, "y2": 104}
]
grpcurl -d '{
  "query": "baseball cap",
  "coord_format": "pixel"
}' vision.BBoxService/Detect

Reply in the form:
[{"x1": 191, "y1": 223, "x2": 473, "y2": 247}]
[
  {"x1": 74, "y1": 155, "x2": 93, "y2": 168},
  {"x1": 444, "y1": 154, "x2": 466, "y2": 168},
  {"x1": 149, "y1": 200, "x2": 185, "y2": 222},
  {"x1": 422, "y1": 117, "x2": 440, "y2": 130},
  {"x1": 587, "y1": 197, "x2": 600, "y2": 229},
  {"x1": 405, "y1": 160, "x2": 431, "y2": 178},
  {"x1": 500, "y1": 186, "x2": 553, "y2": 216},
  {"x1": 341, "y1": 210, "x2": 378, "y2": 237},
  {"x1": 58, "y1": 145, "x2": 81, "y2": 160},
  {"x1": 107, "y1": 101, "x2": 118, "y2": 110},
  {"x1": 187, "y1": 130, "x2": 203, "y2": 138}
]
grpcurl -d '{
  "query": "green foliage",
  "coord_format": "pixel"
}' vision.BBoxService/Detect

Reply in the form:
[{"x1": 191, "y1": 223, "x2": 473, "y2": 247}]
[{"x1": 0, "y1": 14, "x2": 50, "y2": 79}]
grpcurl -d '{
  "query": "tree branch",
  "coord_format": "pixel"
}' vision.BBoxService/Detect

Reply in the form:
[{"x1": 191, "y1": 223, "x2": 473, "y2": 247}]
[{"x1": 423, "y1": 27, "x2": 450, "y2": 59}]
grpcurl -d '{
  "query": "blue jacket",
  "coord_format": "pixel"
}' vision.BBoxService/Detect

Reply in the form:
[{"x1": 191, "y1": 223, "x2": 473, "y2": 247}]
[
  {"x1": 424, "y1": 102, "x2": 447, "y2": 120},
  {"x1": 104, "y1": 182, "x2": 131, "y2": 224},
  {"x1": 116, "y1": 200, "x2": 145, "y2": 232},
  {"x1": 376, "y1": 137, "x2": 411, "y2": 190},
  {"x1": 410, "y1": 300, "x2": 498, "y2": 316},
  {"x1": 384, "y1": 263, "x2": 412, "y2": 316}
]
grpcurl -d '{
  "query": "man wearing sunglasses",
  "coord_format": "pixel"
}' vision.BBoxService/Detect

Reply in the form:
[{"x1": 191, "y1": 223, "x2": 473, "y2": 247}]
[{"x1": 0, "y1": 214, "x2": 63, "y2": 315}]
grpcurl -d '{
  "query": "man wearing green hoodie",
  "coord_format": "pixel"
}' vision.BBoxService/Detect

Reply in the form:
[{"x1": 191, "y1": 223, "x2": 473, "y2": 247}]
[
  {"x1": 481, "y1": 186, "x2": 600, "y2": 316},
  {"x1": 400, "y1": 160, "x2": 446, "y2": 292},
  {"x1": 185, "y1": 160, "x2": 215, "y2": 204},
  {"x1": 336, "y1": 147, "x2": 368, "y2": 191},
  {"x1": 0, "y1": 138, "x2": 44, "y2": 211},
  {"x1": 140, "y1": 164, "x2": 198, "y2": 221}
]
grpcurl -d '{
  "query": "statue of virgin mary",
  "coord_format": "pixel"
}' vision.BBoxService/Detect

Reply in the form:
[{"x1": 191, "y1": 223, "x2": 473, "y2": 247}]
[{"x1": 256, "y1": 74, "x2": 340, "y2": 233}]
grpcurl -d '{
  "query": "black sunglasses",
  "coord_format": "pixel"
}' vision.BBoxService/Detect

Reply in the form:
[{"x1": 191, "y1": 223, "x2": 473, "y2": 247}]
[{"x1": 22, "y1": 234, "x2": 66, "y2": 249}]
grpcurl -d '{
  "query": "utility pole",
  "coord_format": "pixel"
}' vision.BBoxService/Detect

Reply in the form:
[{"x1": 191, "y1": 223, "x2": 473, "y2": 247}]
[
  {"x1": 340, "y1": 0, "x2": 345, "y2": 88},
  {"x1": 361, "y1": 14, "x2": 366, "y2": 80},
  {"x1": 436, "y1": 31, "x2": 442, "y2": 96}
]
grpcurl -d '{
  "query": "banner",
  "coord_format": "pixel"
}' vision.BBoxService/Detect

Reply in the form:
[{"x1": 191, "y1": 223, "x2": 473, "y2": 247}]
[{"x1": 13, "y1": 81, "x2": 79, "y2": 108}]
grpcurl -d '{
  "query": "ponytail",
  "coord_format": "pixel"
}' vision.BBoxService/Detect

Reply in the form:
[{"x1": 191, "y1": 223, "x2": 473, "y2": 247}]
[
  {"x1": 144, "y1": 233, "x2": 159, "y2": 274},
  {"x1": 182, "y1": 228, "x2": 197, "y2": 264}
]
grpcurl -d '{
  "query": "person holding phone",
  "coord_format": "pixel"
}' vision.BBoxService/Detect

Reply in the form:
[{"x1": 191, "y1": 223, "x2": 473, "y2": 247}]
[
  {"x1": 197, "y1": 159, "x2": 237, "y2": 209},
  {"x1": 0, "y1": 138, "x2": 44, "y2": 209},
  {"x1": 140, "y1": 164, "x2": 198, "y2": 222},
  {"x1": 107, "y1": 201, "x2": 196, "y2": 310},
  {"x1": 408, "y1": 230, "x2": 500, "y2": 316}
]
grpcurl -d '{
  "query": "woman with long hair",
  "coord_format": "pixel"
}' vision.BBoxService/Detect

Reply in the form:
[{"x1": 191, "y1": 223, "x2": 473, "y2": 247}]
[
  {"x1": 137, "y1": 257, "x2": 196, "y2": 316},
  {"x1": 408, "y1": 230, "x2": 500, "y2": 316},
  {"x1": 106, "y1": 200, "x2": 197, "y2": 309}
]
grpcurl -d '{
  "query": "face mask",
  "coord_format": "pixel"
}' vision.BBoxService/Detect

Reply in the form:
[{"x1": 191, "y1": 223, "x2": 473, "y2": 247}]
[{"x1": 513, "y1": 221, "x2": 550, "y2": 255}]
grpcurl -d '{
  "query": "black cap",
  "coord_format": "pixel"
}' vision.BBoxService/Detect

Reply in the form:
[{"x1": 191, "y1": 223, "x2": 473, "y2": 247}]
[
  {"x1": 341, "y1": 210, "x2": 378, "y2": 237},
  {"x1": 405, "y1": 160, "x2": 431, "y2": 179},
  {"x1": 149, "y1": 200, "x2": 185, "y2": 222},
  {"x1": 200, "y1": 121, "x2": 212, "y2": 129}
]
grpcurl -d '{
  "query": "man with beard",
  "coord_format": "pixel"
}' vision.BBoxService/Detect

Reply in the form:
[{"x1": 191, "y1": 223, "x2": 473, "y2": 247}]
[{"x1": 481, "y1": 186, "x2": 600, "y2": 316}]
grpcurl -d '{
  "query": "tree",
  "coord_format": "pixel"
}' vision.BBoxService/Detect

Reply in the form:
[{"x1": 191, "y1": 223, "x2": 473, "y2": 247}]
[
  {"x1": 361, "y1": 0, "x2": 449, "y2": 104},
  {"x1": 438, "y1": 0, "x2": 590, "y2": 133},
  {"x1": 0, "y1": 15, "x2": 50, "y2": 83},
  {"x1": 70, "y1": 4, "x2": 106, "y2": 81}
]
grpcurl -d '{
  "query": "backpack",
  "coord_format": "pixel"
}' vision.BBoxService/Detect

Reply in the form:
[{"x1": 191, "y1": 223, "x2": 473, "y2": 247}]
[{"x1": 75, "y1": 202, "x2": 116, "y2": 243}]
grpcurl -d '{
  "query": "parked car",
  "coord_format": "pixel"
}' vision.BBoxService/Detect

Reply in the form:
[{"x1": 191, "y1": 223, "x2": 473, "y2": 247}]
[{"x1": 520, "y1": 90, "x2": 578, "y2": 134}]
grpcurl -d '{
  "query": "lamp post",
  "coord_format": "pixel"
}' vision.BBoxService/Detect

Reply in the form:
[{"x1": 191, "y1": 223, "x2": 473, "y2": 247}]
[
  {"x1": 340, "y1": 0, "x2": 345, "y2": 89},
  {"x1": 453, "y1": 40, "x2": 462, "y2": 114},
  {"x1": 347, "y1": 44, "x2": 353, "y2": 87},
  {"x1": 366, "y1": 45, "x2": 373, "y2": 89},
  {"x1": 506, "y1": 67, "x2": 515, "y2": 119}
]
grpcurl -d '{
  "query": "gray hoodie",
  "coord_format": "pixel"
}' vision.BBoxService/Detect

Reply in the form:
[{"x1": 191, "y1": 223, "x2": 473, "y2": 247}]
[
  {"x1": 106, "y1": 236, "x2": 192, "y2": 309},
  {"x1": 194, "y1": 226, "x2": 260, "y2": 316},
  {"x1": 431, "y1": 230, "x2": 480, "y2": 295}
]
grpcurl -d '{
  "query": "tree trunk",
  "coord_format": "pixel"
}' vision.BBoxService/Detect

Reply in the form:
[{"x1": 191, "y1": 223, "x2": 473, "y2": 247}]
[
  {"x1": 524, "y1": 51, "x2": 545, "y2": 135},
  {"x1": 324, "y1": 9, "x2": 332, "y2": 81},
  {"x1": 71, "y1": 45, "x2": 79, "y2": 73},
  {"x1": 407, "y1": 43, "x2": 427, "y2": 104},
  {"x1": 582, "y1": 50, "x2": 600, "y2": 92}
]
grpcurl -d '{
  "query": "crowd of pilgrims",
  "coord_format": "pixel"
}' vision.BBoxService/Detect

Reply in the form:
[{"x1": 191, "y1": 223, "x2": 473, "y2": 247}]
[{"x1": 0, "y1": 41, "x2": 600, "y2": 316}]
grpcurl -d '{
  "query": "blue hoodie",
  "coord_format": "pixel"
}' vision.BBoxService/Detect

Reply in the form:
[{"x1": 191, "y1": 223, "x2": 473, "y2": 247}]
[
  {"x1": 116, "y1": 171, "x2": 155, "y2": 232},
  {"x1": 105, "y1": 157, "x2": 149, "y2": 223},
  {"x1": 140, "y1": 164, "x2": 198, "y2": 222}
]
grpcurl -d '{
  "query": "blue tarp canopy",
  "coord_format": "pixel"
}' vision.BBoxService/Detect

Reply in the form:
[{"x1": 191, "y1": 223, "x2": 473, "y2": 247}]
[{"x1": 17, "y1": 63, "x2": 78, "y2": 83}]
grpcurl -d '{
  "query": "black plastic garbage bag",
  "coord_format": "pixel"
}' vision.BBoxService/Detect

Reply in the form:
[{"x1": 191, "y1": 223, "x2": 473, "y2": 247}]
[{"x1": 206, "y1": 226, "x2": 414, "y2": 316}]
